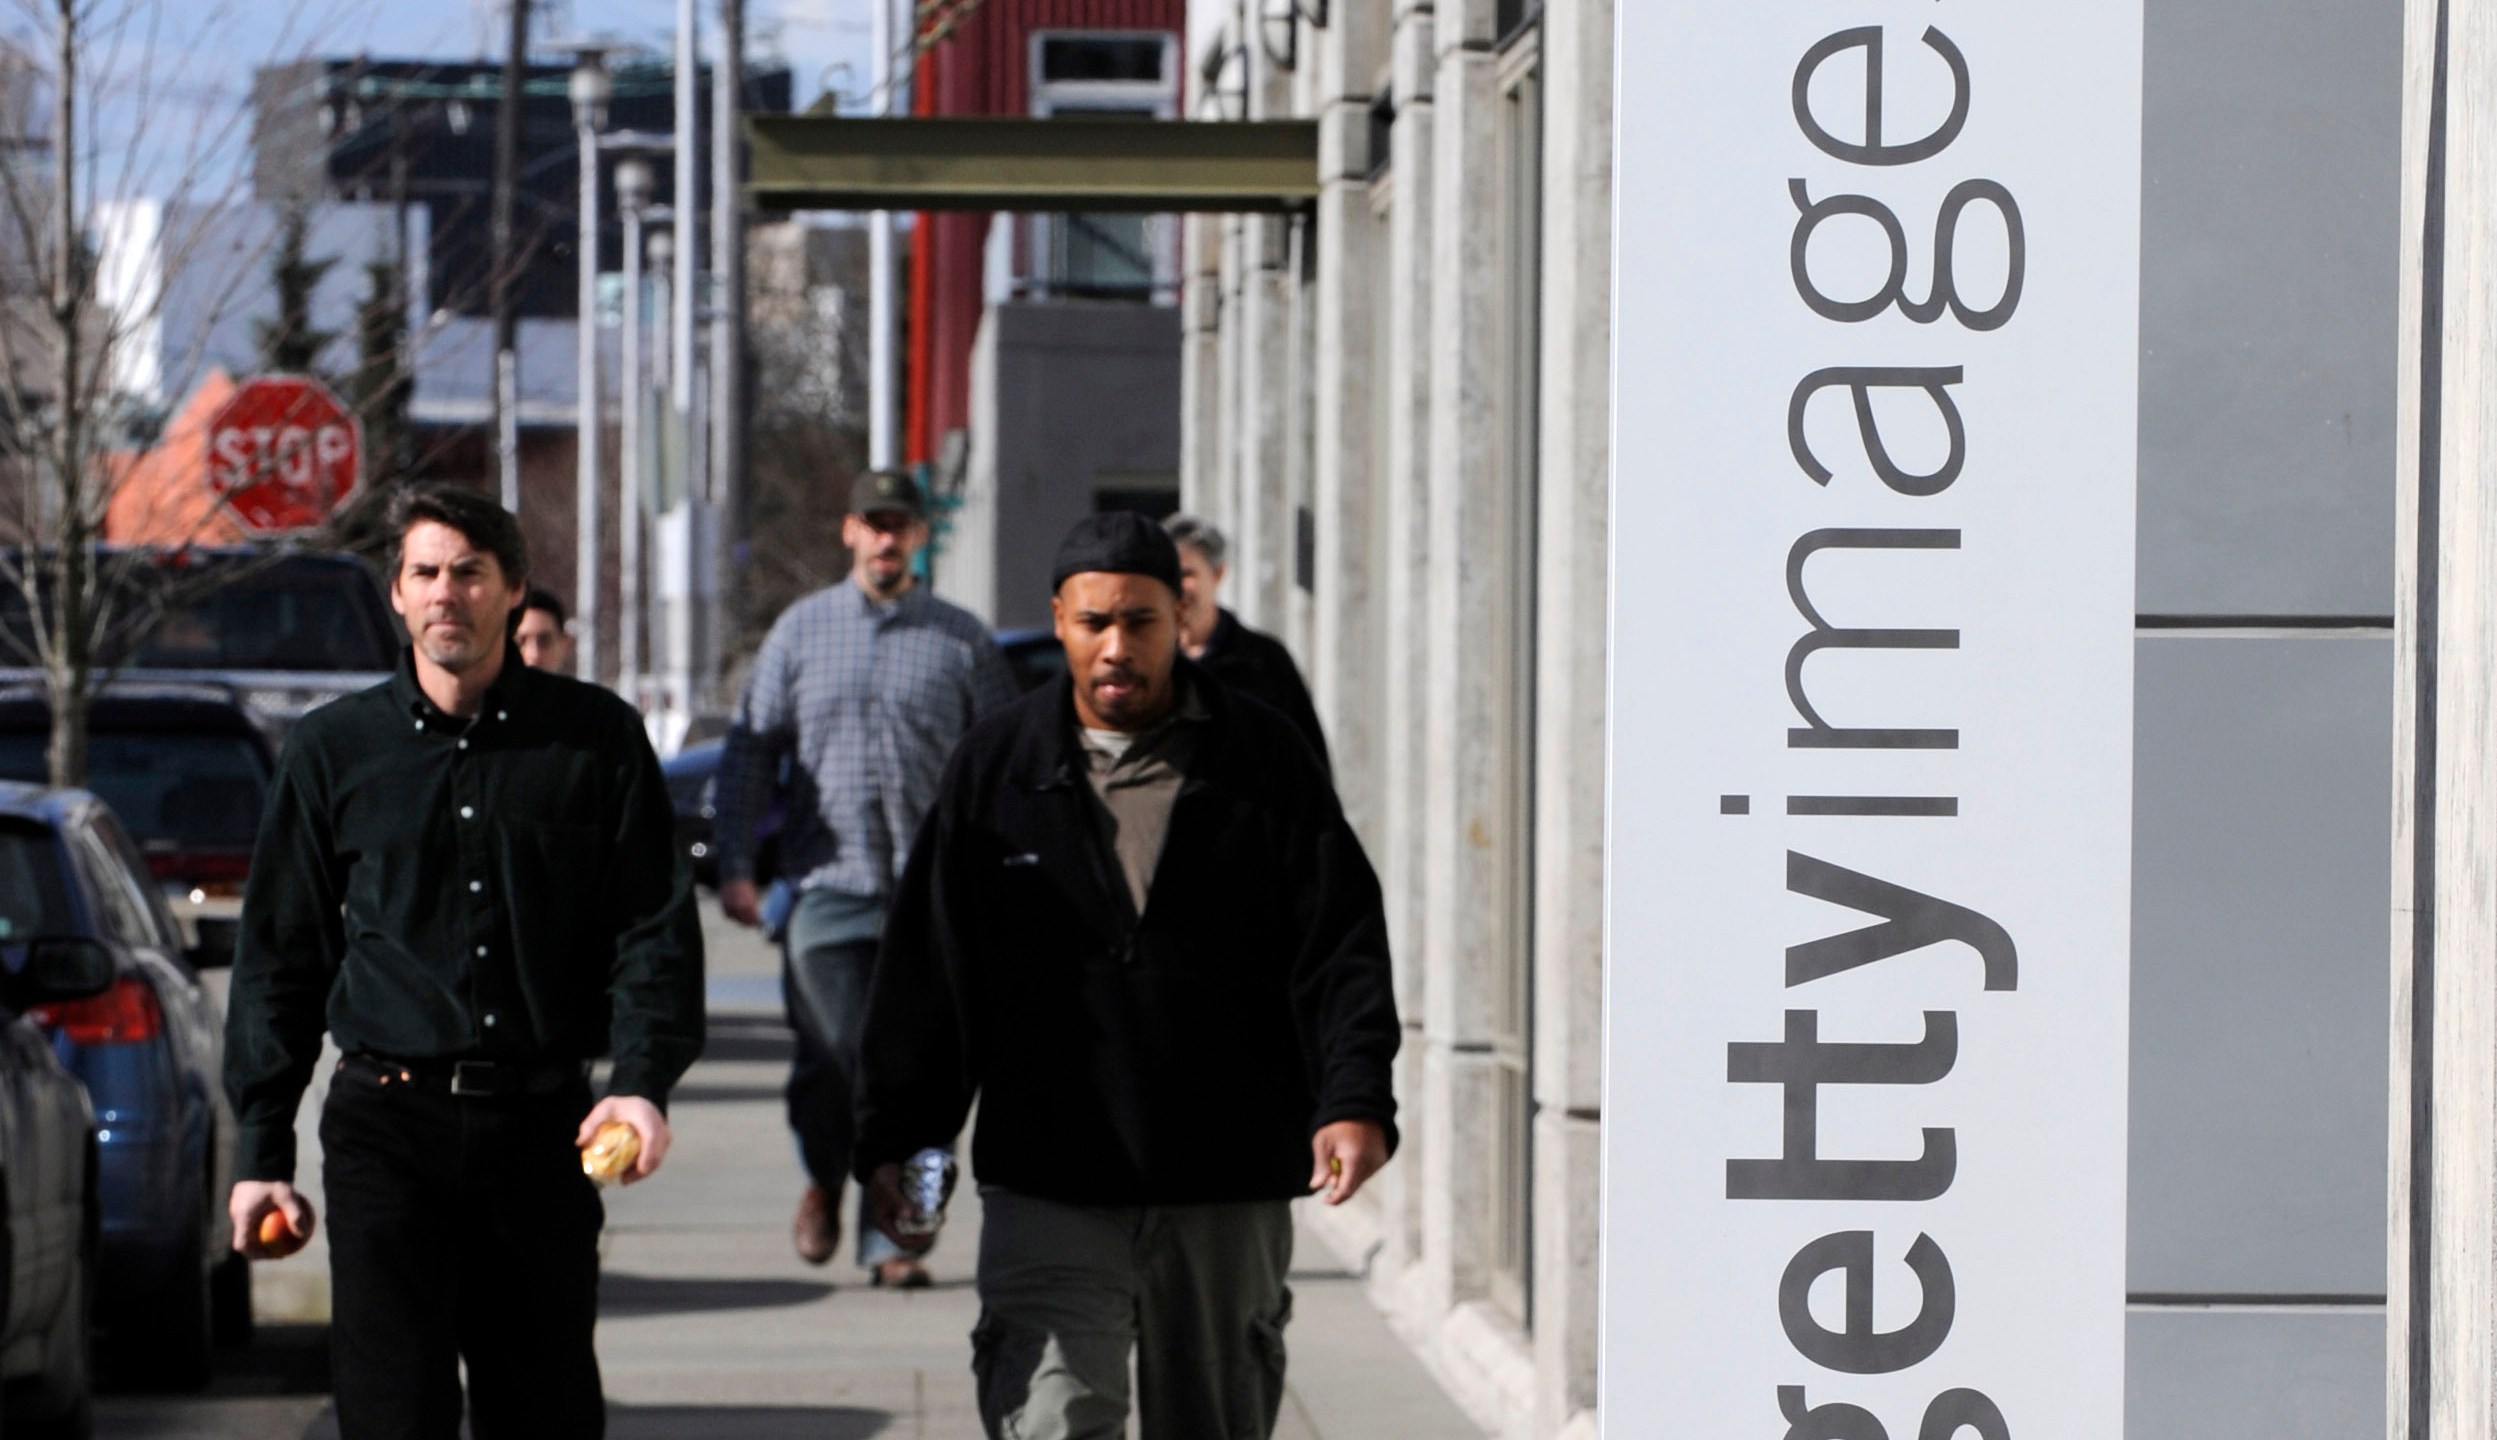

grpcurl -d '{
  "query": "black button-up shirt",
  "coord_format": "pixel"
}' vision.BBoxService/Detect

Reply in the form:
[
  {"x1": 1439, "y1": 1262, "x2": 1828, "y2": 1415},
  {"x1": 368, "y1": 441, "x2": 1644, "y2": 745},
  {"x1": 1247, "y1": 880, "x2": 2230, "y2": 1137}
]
[{"x1": 224, "y1": 649, "x2": 705, "y2": 1181}]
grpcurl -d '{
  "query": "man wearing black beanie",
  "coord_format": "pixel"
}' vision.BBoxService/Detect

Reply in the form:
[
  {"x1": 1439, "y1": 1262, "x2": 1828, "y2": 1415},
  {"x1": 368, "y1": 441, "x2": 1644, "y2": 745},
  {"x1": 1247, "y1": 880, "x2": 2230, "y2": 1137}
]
[{"x1": 853, "y1": 510, "x2": 1401, "y2": 1439}]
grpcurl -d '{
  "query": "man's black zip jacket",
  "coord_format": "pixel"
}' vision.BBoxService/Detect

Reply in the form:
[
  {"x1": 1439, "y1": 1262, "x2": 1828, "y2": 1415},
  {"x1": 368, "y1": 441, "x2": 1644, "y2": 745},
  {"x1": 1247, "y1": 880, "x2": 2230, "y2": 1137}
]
[{"x1": 854, "y1": 662, "x2": 1400, "y2": 1205}]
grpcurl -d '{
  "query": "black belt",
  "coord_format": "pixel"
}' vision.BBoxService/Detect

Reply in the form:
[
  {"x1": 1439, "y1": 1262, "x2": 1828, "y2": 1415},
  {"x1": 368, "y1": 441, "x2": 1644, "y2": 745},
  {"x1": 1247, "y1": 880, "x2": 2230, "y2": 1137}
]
[{"x1": 340, "y1": 1053, "x2": 586, "y2": 1099}]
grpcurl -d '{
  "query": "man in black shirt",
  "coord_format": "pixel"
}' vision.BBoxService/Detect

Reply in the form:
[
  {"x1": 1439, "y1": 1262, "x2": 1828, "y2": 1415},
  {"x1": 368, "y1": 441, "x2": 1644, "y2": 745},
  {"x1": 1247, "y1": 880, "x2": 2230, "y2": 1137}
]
[
  {"x1": 857, "y1": 513, "x2": 1397, "y2": 1440},
  {"x1": 224, "y1": 485, "x2": 703, "y2": 1440},
  {"x1": 1161, "y1": 513, "x2": 1331, "y2": 774}
]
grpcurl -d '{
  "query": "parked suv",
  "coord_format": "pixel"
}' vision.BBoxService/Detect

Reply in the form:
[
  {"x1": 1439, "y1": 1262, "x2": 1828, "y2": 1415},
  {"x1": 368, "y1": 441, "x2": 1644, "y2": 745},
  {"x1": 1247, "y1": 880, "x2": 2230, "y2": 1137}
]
[
  {"x1": 0, "y1": 549, "x2": 398, "y2": 746},
  {"x1": 0, "y1": 687, "x2": 274, "y2": 965}
]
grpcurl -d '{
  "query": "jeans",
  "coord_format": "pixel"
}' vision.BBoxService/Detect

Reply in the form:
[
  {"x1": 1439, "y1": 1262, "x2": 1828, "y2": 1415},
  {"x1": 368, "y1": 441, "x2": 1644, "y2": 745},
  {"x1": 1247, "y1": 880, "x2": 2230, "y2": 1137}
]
[
  {"x1": 320, "y1": 1060, "x2": 604, "y2": 1440},
  {"x1": 972, "y1": 1187, "x2": 1293, "y2": 1440},
  {"x1": 783, "y1": 886, "x2": 905, "y2": 1268}
]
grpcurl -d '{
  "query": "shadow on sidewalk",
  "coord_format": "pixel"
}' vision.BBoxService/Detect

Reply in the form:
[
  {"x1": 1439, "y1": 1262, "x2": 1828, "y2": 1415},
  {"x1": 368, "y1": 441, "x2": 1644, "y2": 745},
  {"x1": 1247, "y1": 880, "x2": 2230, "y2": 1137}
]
[
  {"x1": 700, "y1": 1013, "x2": 796, "y2": 1064},
  {"x1": 598, "y1": 1271, "x2": 835, "y2": 1317},
  {"x1": 300, "y1": 1403, "x2": 893, "y2": 1440},
  {"x1": 608, "y1": 1405, "x2": 892, "y2": 1438}
]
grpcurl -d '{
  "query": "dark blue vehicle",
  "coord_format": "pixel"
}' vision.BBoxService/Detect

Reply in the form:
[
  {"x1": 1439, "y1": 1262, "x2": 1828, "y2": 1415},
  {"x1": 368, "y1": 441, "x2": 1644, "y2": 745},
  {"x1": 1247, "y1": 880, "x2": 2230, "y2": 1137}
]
[
  {"x1": 13, "y1": 784, "x2": 238, "y2": 1391},
  {"x1": 662, "y1": 739, "x2": 782, "y2": 891}
]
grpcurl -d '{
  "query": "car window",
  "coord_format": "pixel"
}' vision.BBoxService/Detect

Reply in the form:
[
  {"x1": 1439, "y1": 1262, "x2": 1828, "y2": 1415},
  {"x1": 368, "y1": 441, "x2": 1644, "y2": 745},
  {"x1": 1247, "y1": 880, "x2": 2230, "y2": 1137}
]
[
  {"x1": 91, "y1": 810, "x2": 183, "y2": 950},
  {"x1": 0, "y1": 820, "x2": 70, "y2": 940},
  {"x1": 73, "y1": 817, "x2": 157, "y2": 949},
  {"x1": 0, "y1": 732, "x2": 270, "y2": 851},
  {"x1": 0, "y1": 557, "x2": 396, "y2": 673}
]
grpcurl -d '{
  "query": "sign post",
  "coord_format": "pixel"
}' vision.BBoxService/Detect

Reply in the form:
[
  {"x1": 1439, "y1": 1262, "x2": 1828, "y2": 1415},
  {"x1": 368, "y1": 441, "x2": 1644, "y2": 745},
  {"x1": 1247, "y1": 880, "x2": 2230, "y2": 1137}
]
[
  {"x1": 206, "y1": 376, "x2": 362, "y2": 533},
  {"x1": 1601, "y1": 4, "x2": 2142, "y2": 1436}
]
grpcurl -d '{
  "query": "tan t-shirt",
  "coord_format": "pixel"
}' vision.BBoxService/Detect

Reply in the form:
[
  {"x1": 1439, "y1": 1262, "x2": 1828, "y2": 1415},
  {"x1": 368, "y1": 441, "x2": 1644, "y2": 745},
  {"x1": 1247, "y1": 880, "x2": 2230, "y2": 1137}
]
[{"x1": 1079, "y1": 683, "x2": 1209, "y2": 913}]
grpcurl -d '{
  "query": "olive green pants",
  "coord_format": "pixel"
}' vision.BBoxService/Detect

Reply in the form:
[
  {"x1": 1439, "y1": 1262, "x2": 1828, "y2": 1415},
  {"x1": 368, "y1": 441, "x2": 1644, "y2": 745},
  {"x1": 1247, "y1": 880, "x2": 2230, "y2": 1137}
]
[{"x1": 972, "y1": 1187, "x2": 1294, "y2": 1440}]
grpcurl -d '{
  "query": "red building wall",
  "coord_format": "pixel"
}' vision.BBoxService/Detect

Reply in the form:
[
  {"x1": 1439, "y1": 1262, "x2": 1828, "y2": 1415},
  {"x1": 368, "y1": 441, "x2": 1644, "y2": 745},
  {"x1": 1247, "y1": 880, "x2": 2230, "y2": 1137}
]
[{"x1": 907, "y1": 0, "x2": 1185, "y2": 467}]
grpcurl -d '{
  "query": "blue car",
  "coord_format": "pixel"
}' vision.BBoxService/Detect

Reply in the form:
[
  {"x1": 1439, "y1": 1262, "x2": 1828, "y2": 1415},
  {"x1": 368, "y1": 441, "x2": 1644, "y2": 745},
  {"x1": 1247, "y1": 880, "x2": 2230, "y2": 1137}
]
[{"x1": 13, "y1": 784, "x2": 238, "y2": 1391}]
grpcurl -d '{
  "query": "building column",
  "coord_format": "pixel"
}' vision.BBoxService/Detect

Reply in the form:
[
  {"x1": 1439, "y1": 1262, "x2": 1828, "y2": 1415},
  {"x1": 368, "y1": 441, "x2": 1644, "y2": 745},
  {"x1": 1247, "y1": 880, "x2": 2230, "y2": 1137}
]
[
  {"x1": 2390, "y1": 2, "x2": 2497, "y2": 1437},
  {"x1": 1310, "y1": 0, "x2": 1391, "y2": 854},
  {"x1": 1236, "y1": 214, "x2": 1293, "y2": 630},
  {"x1": 1378, "y1": 0, "x2": 1438, "y2": 1282},
  {"x1": 1531, "y1": 0, "x2": 1611, "y2": 1429},
  {"x1": 1179, "y1": 213, "x2": 1227, "y2": 523},
  {"x1": 1419, "y1": 0, "x2": 1506, "y2": 1318}
]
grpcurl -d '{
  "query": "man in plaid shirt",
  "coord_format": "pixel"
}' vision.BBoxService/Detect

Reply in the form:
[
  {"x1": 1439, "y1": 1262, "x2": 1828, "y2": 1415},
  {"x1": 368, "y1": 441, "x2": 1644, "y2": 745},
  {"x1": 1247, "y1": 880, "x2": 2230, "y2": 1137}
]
[{"x1": 714, "y1": 470, "x2": 1017, "y2": 1286}]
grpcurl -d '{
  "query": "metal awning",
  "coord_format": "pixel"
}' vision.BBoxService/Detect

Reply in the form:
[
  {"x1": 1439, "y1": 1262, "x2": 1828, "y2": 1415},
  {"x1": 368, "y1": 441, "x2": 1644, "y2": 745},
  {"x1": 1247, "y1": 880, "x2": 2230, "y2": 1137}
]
[{"x1": 744, "y1": 116, "x2": 1321, "y2": 214}]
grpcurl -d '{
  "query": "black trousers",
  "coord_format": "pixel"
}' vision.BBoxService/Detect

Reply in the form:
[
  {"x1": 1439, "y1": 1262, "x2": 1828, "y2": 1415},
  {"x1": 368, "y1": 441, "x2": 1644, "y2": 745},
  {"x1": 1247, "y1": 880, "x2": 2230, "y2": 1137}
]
[{"x1": 321, "y1": 1061, "x2": 605, "y2": 1440}]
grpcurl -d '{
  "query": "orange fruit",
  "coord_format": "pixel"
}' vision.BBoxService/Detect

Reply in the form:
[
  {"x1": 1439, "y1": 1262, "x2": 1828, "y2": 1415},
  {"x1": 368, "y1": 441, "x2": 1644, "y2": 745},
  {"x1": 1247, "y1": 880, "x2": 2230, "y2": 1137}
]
[{"x1": 256, "y1": 1208, "x2": 306, "y2": 1258}]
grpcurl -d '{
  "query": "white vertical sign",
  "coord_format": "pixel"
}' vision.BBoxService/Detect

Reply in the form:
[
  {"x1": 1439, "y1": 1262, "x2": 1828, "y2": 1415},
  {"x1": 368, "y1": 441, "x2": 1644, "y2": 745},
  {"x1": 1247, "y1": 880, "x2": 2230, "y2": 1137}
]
[{"x1": 1600, "y1": 3, "x2": 2141, "y2": 1437}]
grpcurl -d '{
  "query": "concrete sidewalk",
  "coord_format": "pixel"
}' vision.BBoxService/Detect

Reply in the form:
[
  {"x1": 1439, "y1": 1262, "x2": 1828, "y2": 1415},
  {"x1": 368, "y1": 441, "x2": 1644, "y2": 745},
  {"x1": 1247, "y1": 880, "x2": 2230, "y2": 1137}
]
[{"x1": 102, "y1": 910, "x2": 1486, "y2": 1439}]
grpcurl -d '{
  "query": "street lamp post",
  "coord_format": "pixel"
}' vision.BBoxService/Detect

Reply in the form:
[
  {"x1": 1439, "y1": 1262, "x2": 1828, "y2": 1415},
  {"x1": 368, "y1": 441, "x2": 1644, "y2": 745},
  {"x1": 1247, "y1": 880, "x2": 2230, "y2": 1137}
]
[
  {"x1": 567, "y1": 46, "x2": 615, "y2": 686},
  {"x1": 614, "y1": 156, "x2": 655, "y2": 709}
]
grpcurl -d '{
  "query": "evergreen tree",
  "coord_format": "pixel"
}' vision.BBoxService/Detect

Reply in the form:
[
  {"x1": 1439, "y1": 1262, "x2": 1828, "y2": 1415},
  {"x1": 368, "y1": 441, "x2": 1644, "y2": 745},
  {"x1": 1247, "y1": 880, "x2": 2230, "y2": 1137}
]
[{"x1": 254, "y1": 206, "x2": 337, "y2": 375}]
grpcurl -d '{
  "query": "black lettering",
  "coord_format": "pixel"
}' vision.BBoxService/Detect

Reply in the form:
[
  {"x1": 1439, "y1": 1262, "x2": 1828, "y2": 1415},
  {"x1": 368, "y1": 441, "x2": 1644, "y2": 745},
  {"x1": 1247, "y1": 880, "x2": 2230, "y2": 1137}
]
[
  {"x1": 1788, "y1": 367, "x2": 1967, "y2": 495},
  {"x1": 1787, "y1": 529, "x2": 1960, "y2": 751},
  {"x1": 1787, "y1": 851, "x2": 2018, "y2": 991},
  {"x1": 1920, "y1": 1390, "x2": 2010, "y2": 1440},
  {"x1": 1778, "y1": 1231, "x2": 1956, "y2": 1374},
  {"x1": 1726, "y1": 1009, "x2": 1958, "y2": 1201},
  {"x1": 1792, "y1": 27, "x2": 1971, "y2": 167},
  {"x1": 1780, "y1": 1386, "x2": 1891, "y2": 1440},
  {"x1": 1895, "y1": 181, "x2": 2025, "y2": 331},
  {"x1": 1790, "y1": 180, "x2": 2025, "y2": 331}
]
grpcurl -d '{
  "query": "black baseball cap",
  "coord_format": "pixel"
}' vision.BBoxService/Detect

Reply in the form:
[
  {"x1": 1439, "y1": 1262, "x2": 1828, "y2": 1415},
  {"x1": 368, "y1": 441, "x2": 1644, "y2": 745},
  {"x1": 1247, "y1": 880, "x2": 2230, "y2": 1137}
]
[
  {"x1": 1050, "y1": 511, "x2": 1183, "y2": 596},
  {"x1": 848, "y1": 470, "x2": 927, "y2": 519}
]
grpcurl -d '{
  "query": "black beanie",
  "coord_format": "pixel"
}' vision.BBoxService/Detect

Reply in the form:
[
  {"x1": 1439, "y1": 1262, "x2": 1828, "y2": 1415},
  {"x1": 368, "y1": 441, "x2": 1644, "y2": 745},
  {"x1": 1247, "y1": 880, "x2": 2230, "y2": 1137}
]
[{"x1": 1050, "y1": 511, "x2": 1184, "y2": 596}]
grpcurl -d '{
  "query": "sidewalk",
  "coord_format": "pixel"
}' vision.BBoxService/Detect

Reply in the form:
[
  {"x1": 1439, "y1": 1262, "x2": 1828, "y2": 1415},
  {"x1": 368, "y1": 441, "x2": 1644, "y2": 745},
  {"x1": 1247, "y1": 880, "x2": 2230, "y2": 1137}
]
[{"x1": 101, "y1": 909, "x2": 1487, "y2": 1439}]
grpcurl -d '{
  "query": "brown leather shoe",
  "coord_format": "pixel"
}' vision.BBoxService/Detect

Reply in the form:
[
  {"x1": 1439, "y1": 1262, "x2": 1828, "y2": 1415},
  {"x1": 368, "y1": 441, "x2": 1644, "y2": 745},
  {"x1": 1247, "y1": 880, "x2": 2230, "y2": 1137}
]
[
  {"x1": 872, "y1": 1258, "x2": 932, "y2": 1290},
  {"x1": 793, "y1": 1185, "x2": 838, "y2": 1266}
]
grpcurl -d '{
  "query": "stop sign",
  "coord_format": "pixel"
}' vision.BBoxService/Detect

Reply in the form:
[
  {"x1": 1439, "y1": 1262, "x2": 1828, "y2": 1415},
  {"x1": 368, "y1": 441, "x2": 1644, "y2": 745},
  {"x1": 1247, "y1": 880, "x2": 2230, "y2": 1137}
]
[{"x1": 206, "y1": 376, "x2": 362, "y2": 532}]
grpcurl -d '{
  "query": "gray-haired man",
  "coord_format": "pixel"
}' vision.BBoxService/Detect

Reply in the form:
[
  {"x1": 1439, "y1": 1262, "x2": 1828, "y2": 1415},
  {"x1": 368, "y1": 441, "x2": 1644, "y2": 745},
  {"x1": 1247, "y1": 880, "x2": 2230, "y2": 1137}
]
[{"x1": 1162, "y1": 514, "x2": 1331, "y2": 775}]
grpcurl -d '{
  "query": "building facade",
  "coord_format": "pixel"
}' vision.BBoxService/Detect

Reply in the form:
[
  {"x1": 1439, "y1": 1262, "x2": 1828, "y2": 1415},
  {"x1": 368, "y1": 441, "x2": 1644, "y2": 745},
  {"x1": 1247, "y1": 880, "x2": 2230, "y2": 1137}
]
[{"x1": 1181, "y1": 0, "x2": 2400, "y2": 1436}]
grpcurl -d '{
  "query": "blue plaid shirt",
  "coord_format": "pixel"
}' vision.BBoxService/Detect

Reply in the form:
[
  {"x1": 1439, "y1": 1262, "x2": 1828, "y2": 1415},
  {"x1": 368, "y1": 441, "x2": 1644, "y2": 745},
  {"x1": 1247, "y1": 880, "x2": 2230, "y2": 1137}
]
[{"x1": 715, "y1": 581, "x2": 1018, "y2": 899}]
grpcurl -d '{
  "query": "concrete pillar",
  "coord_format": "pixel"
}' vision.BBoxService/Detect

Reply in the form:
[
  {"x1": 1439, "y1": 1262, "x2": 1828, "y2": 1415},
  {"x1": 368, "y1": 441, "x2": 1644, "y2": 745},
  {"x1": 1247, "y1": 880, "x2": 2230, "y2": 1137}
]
[
  {"x1": 1531, "y1": 0, "x2": 1611, "y2": 1427},
  {"x1": 1179, "y1": 213, "x2": 1228, "y2": 522},
  {"x1": 1217, "y1": 213, "x2": 1248, "y2": 537},
  {"x1": 1237, "y1": 215, "x2": 1293, "y2": 630},
  {"x1": 2389, "y1": 3, "x2": 2497, "y2": 1437},
  {"x1": 1418, "y1": 0, "x2": 1507, "y2": 1314},
  {"x1": 1378, "y1": 0, "x2": 1437, "y2": 1277},
  {"x1": 1310, "y1": 0, "x2": 1391, "y2": 853}
]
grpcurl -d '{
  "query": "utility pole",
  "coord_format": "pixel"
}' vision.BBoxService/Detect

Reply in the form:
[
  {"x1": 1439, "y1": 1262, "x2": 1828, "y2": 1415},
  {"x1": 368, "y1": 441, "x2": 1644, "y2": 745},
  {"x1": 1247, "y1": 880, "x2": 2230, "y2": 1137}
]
[
  {"x1": 489, "y1": 0, "x2": 529, "y2": 512},
  {"x1": 663, "y1": 0, "x2": 700, "y2": 732},
  {"x1": 2389, "y1": 3, "x2": 2497, "y2": 1439},
  {"x1": 866, "y1": 0, "x2": 896, "y2": 470},
  {"x1": 616, "y1": 157, "x2": 654, "y2": 706},
  {"x1": 710, "y1": 0, "x2": 744, "y2": 703},
  {"x1": 566, "y1": 46, "x2": 611, "y2": 687}
]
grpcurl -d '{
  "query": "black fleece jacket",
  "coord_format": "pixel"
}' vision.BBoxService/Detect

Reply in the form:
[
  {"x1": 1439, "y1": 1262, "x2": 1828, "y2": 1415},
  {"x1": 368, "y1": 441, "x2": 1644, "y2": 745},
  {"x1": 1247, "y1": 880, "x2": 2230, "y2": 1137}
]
[{"x1": 853, "y1": 663, "x2": 1399, "y2": 1205}]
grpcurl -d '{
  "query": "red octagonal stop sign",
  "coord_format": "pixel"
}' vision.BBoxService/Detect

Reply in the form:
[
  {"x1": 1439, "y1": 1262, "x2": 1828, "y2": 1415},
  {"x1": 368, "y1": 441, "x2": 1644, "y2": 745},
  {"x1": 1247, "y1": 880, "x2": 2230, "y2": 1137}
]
[{"x1": 206, "y1": 375, "x2": 362, "y2": 532}]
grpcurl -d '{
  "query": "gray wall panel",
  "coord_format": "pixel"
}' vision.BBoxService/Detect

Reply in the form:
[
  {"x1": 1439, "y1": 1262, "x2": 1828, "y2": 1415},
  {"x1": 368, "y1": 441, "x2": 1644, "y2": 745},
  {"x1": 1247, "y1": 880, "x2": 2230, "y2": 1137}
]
[
  {"x1": 2127, "y1": 1310, "x2": 2383, "y2": 1439},
  {"x1": 2130, "y1": 634, "x2": 2391, "y2": 1296},
  {"x1": 2136, "y1": 0, "x2": 2401, "y2": 618}
]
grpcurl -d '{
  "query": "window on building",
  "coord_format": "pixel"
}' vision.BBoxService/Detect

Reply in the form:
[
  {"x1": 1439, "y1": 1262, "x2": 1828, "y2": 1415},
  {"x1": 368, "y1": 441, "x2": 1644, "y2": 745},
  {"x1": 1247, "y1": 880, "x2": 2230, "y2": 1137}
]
[
  {"x1": 1490, "y1": 24, "x2": 1545, "y2": 1331},
  {"x1": 1024, "y1": 31, "x2": 1182, "y2": 302}
]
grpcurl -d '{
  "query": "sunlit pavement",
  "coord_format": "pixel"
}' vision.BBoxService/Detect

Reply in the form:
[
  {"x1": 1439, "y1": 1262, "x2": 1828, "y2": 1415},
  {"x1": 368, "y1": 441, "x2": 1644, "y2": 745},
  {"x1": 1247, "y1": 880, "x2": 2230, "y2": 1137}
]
[{"x1": 98, "y1": 907, "x2": 1485, "y2": 1439}]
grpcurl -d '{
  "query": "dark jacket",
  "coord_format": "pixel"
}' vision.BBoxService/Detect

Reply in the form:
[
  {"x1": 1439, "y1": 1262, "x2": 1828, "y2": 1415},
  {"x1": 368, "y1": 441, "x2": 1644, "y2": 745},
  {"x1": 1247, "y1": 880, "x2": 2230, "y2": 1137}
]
[
  {"x1": 1199, "y1": 608, "x2": 1331, "y2": 776},
  {"x1": 227, "y1": 652, "x2": 705, "y2": 1180},
  {"x1": 854, "y1": 663, "x2": 1398, "y2": 1205}
]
